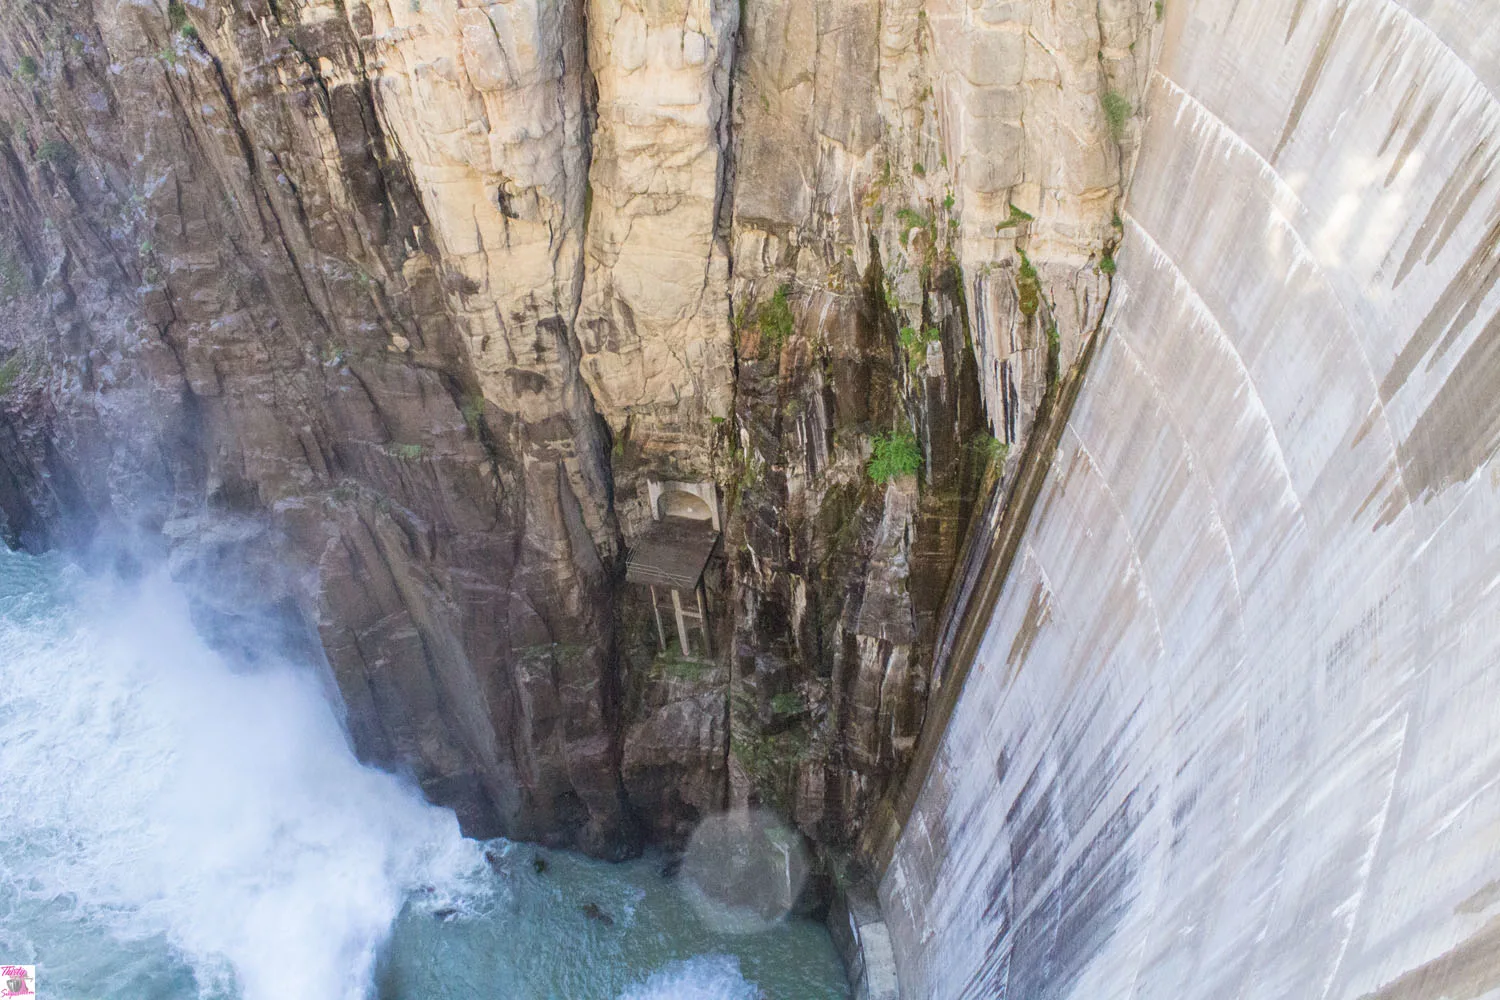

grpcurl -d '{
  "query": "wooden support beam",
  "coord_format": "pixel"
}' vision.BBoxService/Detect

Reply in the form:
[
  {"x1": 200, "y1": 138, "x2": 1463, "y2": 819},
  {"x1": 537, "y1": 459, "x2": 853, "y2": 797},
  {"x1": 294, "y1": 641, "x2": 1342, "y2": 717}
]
[
  {"x1": 650, "y1": 585, "x2": 667, "y2": 650},
  {"x1": 671, "y1": 587, "x2": 691, "y2": 659},
  {"x1": 696, "y1": 583, "x2": 712, "y2": 658}
]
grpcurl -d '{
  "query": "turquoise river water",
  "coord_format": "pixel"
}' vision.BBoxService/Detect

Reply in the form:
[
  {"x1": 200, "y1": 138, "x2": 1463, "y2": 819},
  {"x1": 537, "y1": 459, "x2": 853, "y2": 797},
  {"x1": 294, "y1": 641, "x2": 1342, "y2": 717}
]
[{"x1": 0, "y1": 548, "x2": 849, "y2": 999}]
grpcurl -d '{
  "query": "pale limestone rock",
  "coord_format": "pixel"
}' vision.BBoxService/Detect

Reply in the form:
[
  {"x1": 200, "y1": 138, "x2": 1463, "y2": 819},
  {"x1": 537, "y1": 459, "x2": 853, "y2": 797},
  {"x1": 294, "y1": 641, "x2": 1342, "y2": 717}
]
[
  {"x1": 0, "y1": 0, "x2": 1163, "y2": 859},
  {"x1": 575, "y1": 0, "x2": 738, "y2": 498}
]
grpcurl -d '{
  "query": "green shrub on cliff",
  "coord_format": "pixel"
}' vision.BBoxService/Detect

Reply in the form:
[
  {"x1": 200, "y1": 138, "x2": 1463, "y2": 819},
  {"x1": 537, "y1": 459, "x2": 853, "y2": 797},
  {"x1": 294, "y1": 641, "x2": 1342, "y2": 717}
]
[
  {"x1": 1046, "y1": 322, "x2": 1062, "y2": 385},
  {"x1": 970, "y1": 432, "x2": 1009, "y2": 467},
  {"x1": 0, "y1": 248, "x2": 24, "y2": 302},
  {"x1": 36, "y1": 140, "x2": 74, "y2": 171},
  {"x1": 461, "y1": 394, "x2": 485, "y2": 432},
  {"x1": 770, "y1": 692, "x2": 805, "y2": 716},
  {"x1": 868, "y1": 430, "x2": 920, "y2": 483},
  {"x1": 0, "y1": 355, "x2": 22, "y2": 396},
  {"x1": 996, "y1": 203, "x2": 1033, "y2": 230},
  {"x1": 1102, "y1": 90, "x2": 1132, "y2": 140},
  {"x1": 389, "y1": 443, "x2": 424, "y2": 460},
  {"x1": 1016, "y1": 251, "x2": 1041, "y2": 317},
  {"x1": 168, "y1": 0, "x2": 200, "y2": 39},
  {"x1": 899, "y1": 324, "x2": 941, "y2": 374},
  {"x1": 730, "y1": 723, "x2": 813, "y2": 812},
  {"x1": 753, "y1": 283, "x2": 795, "y2": 351},
  {"x1": 895, "y1": 207, "x2": 932, "y2": 244},
  {"x1": 15, "y1": 56, "x2": 37, "y2": 83},
  {"x1": 656, "y1": 641, "x2": 708, "y2": 681}
]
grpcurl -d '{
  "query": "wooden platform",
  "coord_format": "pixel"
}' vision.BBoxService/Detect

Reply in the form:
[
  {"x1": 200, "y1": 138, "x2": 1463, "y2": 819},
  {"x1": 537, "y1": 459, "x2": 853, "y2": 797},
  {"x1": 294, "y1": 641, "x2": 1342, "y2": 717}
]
[{"x1": 625, "y1": 516, "x2": 720, "y2": 590}]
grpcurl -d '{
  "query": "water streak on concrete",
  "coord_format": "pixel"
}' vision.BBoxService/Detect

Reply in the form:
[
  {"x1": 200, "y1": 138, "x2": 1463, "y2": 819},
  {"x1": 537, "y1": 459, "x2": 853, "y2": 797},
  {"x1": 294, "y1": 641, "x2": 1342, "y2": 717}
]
[{"x1": 882, "y1": 1, "x2": 1500, "y2": 997}]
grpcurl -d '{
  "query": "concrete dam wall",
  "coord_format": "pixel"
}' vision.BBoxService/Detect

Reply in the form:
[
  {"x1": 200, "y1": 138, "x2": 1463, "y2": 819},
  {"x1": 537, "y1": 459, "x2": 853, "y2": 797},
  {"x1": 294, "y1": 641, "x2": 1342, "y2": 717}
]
[{"x1": 881, "y1": 1, "x2": 1500, "y2": 998}]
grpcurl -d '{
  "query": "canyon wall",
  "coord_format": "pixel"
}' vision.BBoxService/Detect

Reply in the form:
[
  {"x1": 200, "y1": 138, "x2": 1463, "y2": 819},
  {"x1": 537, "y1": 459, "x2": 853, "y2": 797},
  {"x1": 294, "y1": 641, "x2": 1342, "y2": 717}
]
[
  {"x1": 0, "y1": 0, "x2": 1156, "y2": 859},
  {"x1": 881, "y1": 0, "x2": 1500, "y2": 997}
]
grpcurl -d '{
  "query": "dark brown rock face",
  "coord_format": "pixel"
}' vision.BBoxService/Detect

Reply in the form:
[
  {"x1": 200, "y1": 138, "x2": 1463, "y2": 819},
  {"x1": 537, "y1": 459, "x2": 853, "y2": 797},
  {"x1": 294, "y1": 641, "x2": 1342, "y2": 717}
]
[
  {"x1": 713, "y1": 264, "x2": 989, "y2": 853},
  {"x1": 0, "y1": 0, "x2": 631, "y2": 855},
  {"x1": 0, "y1": 0, "x2": 1145, "y2": 859}
]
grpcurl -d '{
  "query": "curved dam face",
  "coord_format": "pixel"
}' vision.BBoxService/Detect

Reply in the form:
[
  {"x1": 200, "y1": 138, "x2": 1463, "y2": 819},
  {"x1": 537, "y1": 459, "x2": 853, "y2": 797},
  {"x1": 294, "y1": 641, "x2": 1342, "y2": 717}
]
[{"x1": 881, "y1": 1, "x2": 1500, "y2": 998}]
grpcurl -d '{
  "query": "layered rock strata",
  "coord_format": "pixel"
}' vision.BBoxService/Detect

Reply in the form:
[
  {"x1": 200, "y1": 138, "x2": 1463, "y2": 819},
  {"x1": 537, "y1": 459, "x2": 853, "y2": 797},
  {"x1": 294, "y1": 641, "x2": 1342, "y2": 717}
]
[{"x1": 0, "y1": 0, "x2": 1157, "y2": 857}]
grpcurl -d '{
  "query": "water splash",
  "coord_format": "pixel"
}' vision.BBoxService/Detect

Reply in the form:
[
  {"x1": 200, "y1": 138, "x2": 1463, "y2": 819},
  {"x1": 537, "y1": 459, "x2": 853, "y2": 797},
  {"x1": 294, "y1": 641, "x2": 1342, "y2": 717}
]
[
  {"x1": 617, "y1": 956, "x2": 762, "y2": 1000},
  {"x1": 0, "y1": 548, "x2": 848, "y2": 1000},
  {"x1": 0, "y1": 550, "x2": 484, "y2": 1000}
]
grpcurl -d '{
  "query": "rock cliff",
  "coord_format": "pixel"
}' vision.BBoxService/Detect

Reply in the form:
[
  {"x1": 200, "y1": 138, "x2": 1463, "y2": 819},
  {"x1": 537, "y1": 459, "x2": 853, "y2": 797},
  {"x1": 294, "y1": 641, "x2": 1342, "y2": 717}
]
[{"x1": 0, "y1": 0, "x2": 1157, "y2": 859}]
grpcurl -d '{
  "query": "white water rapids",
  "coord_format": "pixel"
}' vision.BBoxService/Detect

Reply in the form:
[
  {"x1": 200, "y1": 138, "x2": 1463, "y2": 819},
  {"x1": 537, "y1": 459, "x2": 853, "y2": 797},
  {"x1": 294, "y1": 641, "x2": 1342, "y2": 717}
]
[
  {"x1": 0, "y1": 549, "x2": 845, "y2": 999},
  {"x1": 0, "y1": 550, "x2": 481, "y2": 999}
]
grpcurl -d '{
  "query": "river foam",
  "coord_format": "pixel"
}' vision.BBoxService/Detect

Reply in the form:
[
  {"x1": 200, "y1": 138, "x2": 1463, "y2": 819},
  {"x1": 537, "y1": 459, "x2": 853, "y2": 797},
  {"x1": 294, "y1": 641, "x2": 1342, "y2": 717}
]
[
  {"x1": 0, "y1": 549, "x2": 847, "y2": 1000},
  {"x1": 0, "y1": 550, "x2": 483, "y2": 1000},
  {"x1": 617, "y1": 956, "x2": 762, "y2": 999}
]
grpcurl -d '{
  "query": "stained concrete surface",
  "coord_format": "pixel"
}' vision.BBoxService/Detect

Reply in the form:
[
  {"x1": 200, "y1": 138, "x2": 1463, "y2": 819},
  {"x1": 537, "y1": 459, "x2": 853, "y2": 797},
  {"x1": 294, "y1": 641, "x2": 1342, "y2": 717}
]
[{"x1": 881, "y1": 1, "x2": 1500, "y2": 997}]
